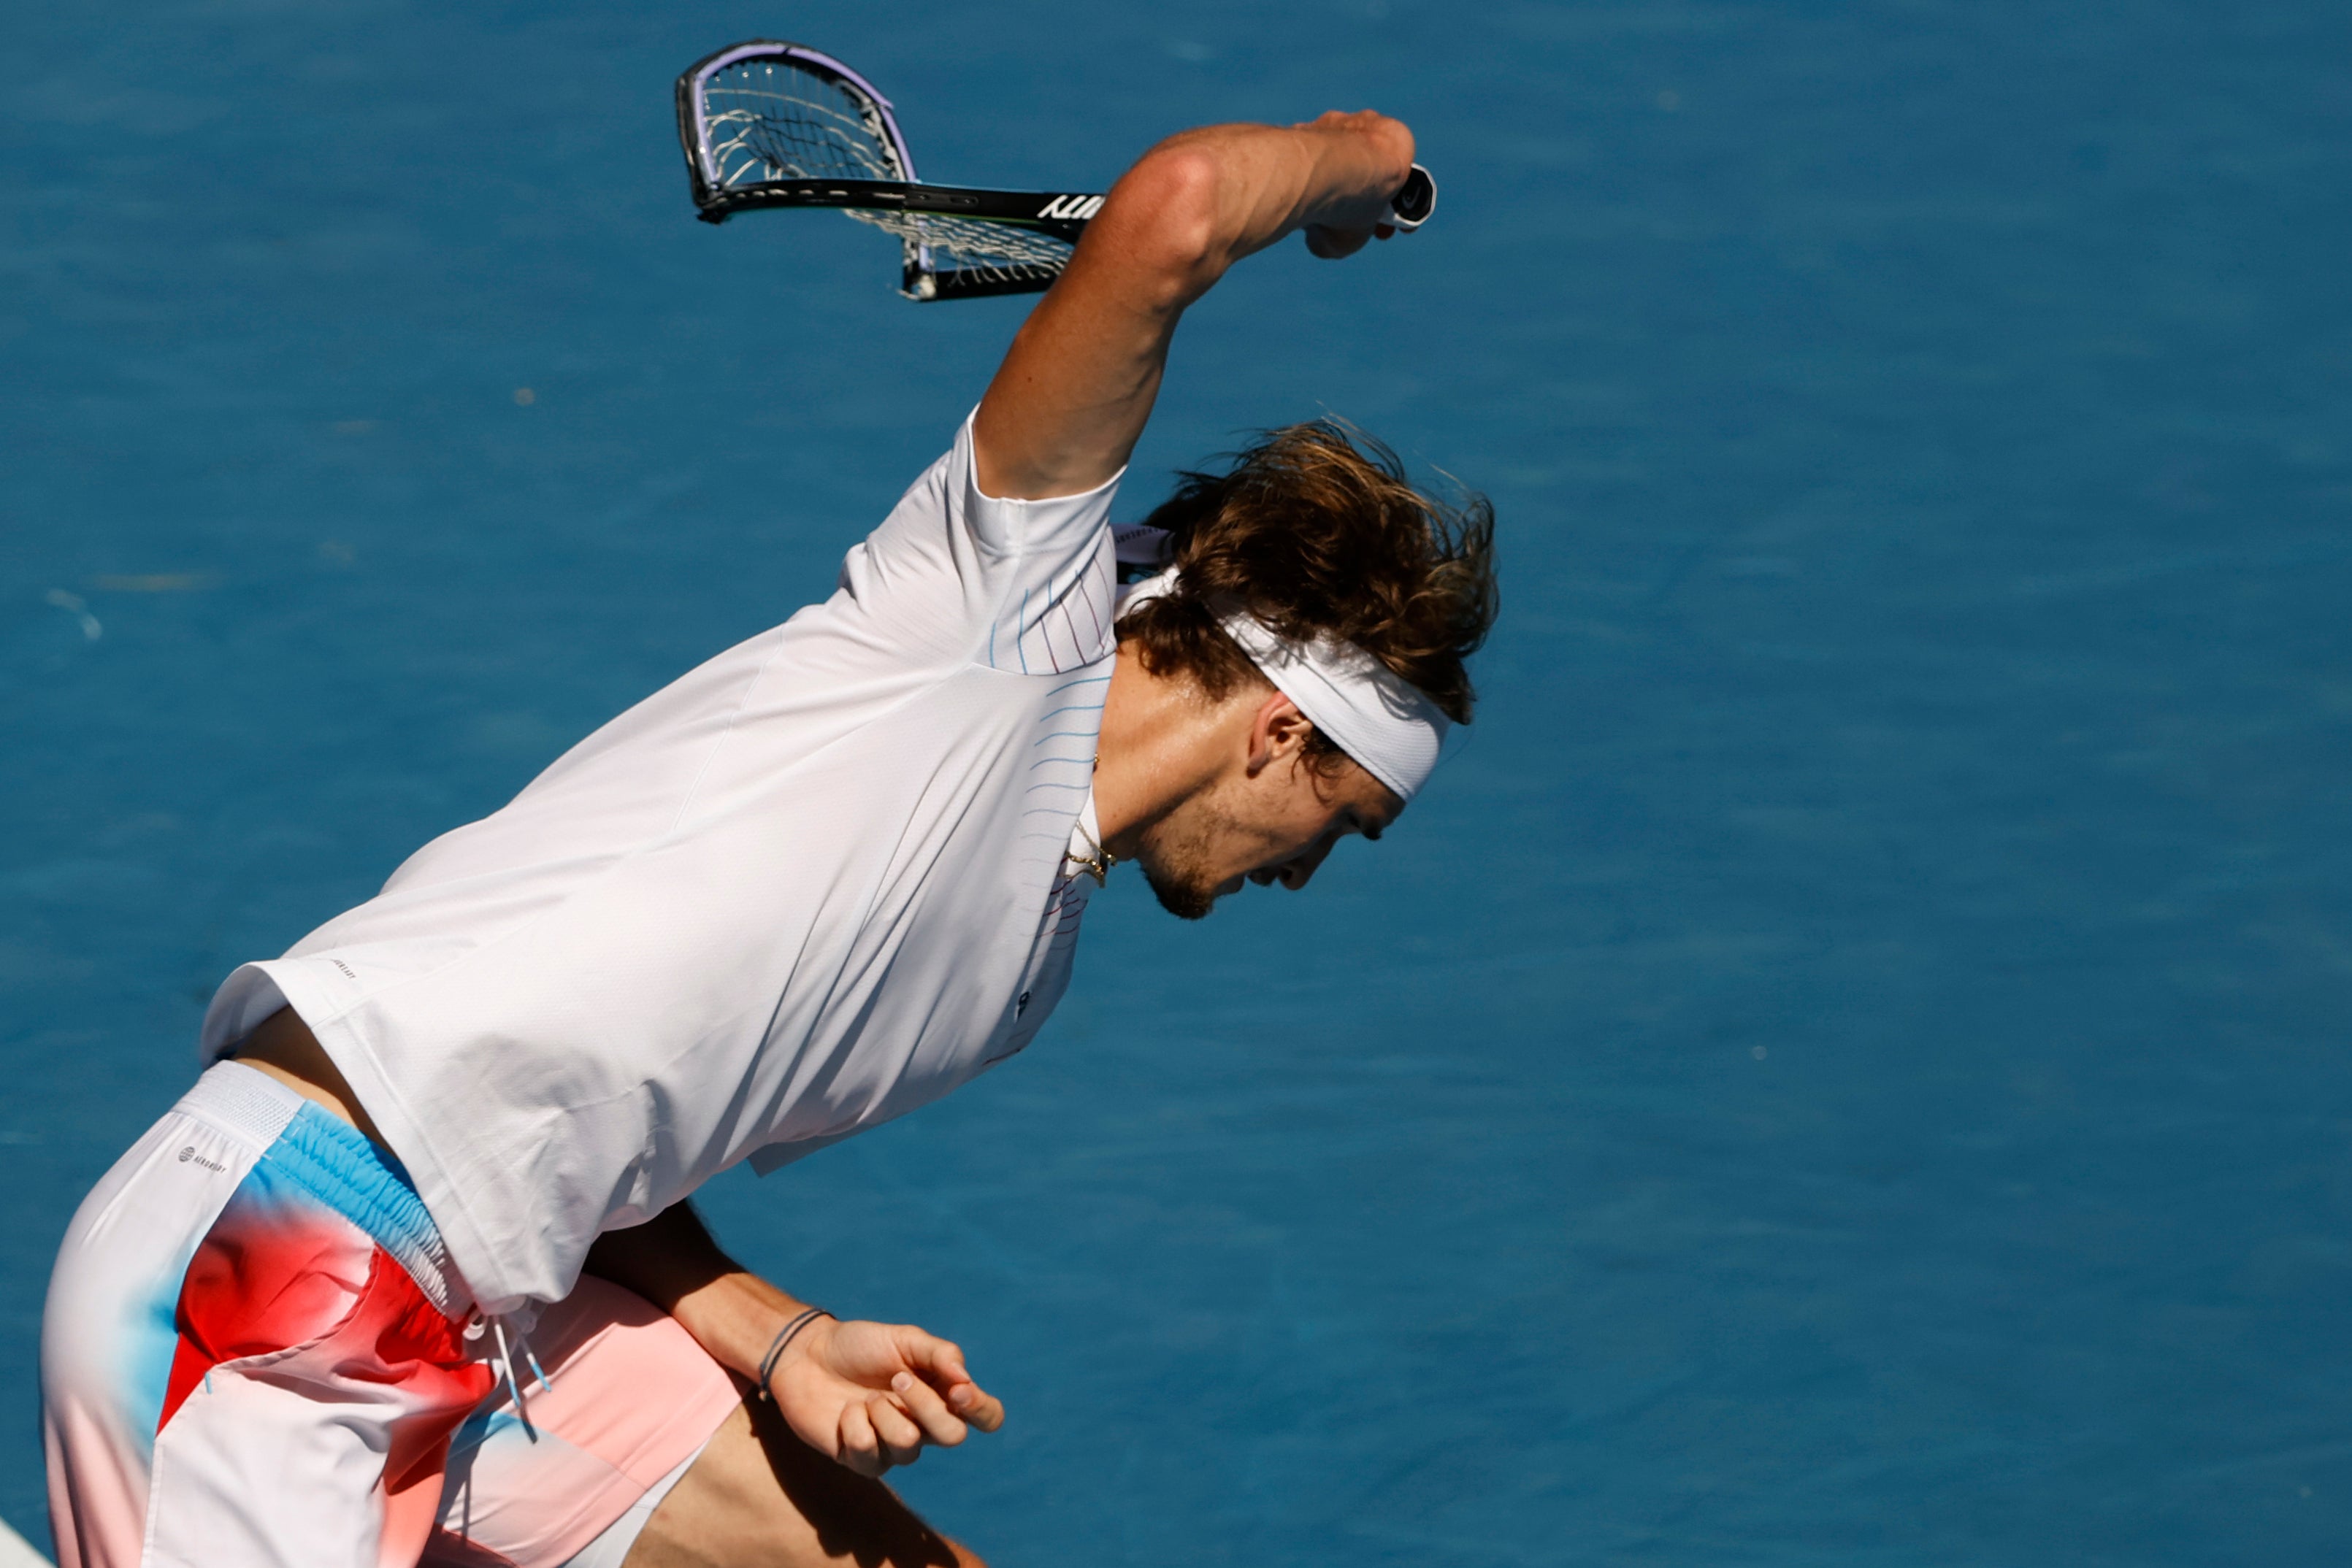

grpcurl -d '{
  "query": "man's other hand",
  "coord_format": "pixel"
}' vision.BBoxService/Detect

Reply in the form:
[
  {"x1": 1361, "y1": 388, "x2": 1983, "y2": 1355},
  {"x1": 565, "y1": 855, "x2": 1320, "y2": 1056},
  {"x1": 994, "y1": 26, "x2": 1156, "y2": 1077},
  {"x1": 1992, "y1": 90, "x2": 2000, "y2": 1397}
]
[{"x1": 767, "y1": 1317, "x2": 1007, "y2": 1478}]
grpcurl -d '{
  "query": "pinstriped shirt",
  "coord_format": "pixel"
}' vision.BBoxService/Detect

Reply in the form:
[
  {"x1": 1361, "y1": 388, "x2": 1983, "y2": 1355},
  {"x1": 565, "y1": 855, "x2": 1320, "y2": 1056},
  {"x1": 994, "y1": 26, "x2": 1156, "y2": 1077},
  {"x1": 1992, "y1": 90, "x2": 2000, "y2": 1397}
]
[{"x1": 202, "y1": 415, "x2": 1122, "y2": 1312}]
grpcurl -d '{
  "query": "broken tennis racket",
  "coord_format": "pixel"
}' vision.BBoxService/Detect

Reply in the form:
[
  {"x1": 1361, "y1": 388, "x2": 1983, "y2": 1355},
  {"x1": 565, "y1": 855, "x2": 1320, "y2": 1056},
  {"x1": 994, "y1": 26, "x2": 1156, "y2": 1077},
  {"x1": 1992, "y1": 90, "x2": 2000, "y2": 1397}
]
[{"x1": 675, "y1": 40, "x2": 1436, "y2": 301}]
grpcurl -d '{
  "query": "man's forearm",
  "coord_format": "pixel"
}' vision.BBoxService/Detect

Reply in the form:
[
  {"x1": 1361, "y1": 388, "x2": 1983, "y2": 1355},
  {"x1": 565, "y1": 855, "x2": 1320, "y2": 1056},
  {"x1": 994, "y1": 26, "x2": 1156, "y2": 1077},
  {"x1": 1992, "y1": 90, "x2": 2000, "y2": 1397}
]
[
  {"x1": 973, "y1": 110, "x2": 1417, "y2": 502},
  {"x1": 584, "y1": 1201, "x2": 809, "y2": 1382},
  {"x1": 586, "y1": 1202, "x2": 1006, "y2": 1475}
]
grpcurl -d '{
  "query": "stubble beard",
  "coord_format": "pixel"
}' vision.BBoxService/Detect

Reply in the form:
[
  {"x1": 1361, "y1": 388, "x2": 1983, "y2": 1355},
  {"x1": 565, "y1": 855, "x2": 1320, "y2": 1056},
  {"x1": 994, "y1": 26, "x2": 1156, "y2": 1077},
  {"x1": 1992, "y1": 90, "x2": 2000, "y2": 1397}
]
[{"x1": 1134, "y1": 801, "x2": 1238, "y2": 922}]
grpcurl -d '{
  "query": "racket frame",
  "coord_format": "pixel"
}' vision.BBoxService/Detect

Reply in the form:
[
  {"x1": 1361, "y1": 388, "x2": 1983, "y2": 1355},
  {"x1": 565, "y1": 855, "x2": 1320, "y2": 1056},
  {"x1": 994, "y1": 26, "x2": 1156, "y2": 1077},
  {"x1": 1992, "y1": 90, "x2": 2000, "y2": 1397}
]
[
  {"x1": 675, "y1": 39, "x2": 1099, "y2": 299},
  {"x1": 675, "y1": 39, "x2": 1438, "y2": 300},
  {"x1": 688, "y1": 175, "x2": 1098, "y2": 244}
]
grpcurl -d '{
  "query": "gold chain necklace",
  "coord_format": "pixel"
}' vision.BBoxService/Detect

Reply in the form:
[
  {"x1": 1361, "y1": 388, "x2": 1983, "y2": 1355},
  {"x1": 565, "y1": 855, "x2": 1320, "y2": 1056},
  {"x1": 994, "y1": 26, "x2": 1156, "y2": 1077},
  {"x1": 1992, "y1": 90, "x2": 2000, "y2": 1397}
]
[{"x1": 1065, "y1": 823, "x2": 1118, "y2": 887}]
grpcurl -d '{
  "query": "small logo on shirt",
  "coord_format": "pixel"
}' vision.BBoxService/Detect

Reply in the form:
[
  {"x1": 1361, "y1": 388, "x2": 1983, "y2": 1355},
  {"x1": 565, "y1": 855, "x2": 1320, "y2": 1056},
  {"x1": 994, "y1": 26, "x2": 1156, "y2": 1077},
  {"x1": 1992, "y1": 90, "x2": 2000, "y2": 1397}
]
[
  {"x1": 177, "y1": 1146, "x2": 227, "y2": 1173},
  {"x1": 1016, "y1": 991, "x2": 1032, "y2": 1018},
  {"x1": 329, "y1": 958, "x2": 357, "y2": 980}
]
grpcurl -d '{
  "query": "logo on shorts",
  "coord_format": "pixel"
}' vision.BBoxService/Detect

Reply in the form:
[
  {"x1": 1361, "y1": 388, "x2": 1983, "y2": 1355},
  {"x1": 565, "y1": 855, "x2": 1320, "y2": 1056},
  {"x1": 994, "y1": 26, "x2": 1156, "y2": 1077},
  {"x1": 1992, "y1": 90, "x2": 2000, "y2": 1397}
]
[{"x1": 178, "y1": 1145, "x2": 227, "y2": 1173}]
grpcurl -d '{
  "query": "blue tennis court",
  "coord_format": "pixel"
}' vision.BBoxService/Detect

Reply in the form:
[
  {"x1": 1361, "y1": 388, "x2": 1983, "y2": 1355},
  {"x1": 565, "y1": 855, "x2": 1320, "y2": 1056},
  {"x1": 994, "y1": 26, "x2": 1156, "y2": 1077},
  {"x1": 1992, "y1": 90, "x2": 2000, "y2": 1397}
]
[{"x1": 5, "y1": 1, "x2": 2349, "y2": 1561}]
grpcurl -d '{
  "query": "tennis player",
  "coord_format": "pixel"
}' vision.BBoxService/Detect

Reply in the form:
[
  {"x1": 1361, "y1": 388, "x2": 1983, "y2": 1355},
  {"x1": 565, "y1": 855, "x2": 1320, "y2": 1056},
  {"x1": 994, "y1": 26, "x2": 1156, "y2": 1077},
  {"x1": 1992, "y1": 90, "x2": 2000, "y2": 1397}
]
[{"x1": 42, "y1": 109, "x2": 1495, "y2": 1568}]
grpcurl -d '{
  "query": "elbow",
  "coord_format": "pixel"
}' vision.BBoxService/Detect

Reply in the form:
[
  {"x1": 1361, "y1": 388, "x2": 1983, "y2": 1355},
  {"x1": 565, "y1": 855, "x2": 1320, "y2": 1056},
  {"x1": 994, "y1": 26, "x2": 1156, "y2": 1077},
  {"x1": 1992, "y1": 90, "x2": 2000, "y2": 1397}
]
[{"x1": 1098, "y1": 145, "x2": 1229, "y2": 306}]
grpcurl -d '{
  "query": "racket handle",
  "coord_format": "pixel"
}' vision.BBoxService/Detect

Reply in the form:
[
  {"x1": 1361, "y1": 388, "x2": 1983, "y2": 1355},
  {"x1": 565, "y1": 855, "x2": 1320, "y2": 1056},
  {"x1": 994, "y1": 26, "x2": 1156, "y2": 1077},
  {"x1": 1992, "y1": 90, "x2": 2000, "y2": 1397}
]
[{"x1": 1388, "y1": 164, "x2": 1437, "y2": 231}]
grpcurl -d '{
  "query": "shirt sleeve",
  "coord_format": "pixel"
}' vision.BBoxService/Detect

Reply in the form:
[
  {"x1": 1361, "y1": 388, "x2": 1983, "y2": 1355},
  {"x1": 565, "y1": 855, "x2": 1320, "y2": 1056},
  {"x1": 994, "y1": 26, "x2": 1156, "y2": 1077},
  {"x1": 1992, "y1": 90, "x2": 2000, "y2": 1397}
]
[{"x1": 830, "y1": 412, "x2": 1127, "y2": 677}]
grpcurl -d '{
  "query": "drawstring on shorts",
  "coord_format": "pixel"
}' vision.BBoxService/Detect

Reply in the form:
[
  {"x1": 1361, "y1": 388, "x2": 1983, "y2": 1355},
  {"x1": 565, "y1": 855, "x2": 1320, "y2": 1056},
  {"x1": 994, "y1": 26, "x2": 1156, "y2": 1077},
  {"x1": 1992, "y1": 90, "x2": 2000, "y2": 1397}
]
[{"x1": 466, "y1": 1310, "x2": 555, "y2": 1438}]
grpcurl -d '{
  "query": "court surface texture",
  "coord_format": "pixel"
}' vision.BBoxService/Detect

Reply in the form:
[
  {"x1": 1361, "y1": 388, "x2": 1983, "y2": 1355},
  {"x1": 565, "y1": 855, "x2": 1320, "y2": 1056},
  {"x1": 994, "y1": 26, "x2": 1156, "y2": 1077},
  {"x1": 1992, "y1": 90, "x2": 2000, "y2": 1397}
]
[{"x1": 3, "y1": 1, "x2": 2349, "y2": 1563}]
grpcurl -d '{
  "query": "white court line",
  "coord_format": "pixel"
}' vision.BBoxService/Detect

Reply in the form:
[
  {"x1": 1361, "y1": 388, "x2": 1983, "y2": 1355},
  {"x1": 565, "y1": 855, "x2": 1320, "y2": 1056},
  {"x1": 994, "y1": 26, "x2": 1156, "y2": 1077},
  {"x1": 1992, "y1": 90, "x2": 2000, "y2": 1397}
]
[{"x1": 0, "y1": 1515, "x2": 50, "y2": 1568}]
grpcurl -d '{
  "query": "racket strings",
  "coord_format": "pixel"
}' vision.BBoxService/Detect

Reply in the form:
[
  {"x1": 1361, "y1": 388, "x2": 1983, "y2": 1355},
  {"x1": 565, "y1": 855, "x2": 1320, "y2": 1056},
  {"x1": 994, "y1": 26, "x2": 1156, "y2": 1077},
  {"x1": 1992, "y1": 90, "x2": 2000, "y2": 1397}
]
[
  {"x1": 701, "y1": 61, "x2": 903, "y2": 186},
  {"x1": 694, "y1": 54, "x2": 1076, "y2": 296},
  {"x1": 846, "y1": 210, "x2": 1075, "y2": 289}
]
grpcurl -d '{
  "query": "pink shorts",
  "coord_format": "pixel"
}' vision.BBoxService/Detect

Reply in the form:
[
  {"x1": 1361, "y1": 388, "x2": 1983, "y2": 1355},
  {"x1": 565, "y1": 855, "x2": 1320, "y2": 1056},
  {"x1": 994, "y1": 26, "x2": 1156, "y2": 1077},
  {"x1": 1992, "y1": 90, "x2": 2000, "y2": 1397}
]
[{"x1": 41, "y1": 1062, "x2": 742, "y2": 1568}]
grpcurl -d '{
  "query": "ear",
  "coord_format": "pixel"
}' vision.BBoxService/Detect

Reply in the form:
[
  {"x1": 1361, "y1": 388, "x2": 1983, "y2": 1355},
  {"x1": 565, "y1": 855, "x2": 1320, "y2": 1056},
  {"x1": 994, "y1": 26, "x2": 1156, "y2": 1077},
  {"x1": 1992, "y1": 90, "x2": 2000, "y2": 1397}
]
[{"x1": 1244, "y1": 691, "x2": 1314, "y2": 777}]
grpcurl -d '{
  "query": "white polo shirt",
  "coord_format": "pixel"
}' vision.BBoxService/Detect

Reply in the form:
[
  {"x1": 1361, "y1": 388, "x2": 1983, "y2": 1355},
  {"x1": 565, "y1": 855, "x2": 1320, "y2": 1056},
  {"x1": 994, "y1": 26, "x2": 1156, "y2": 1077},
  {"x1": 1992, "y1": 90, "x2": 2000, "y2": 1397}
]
[{"x1": 201, "y1": 418, "x2": 1122, "y2": 1313}]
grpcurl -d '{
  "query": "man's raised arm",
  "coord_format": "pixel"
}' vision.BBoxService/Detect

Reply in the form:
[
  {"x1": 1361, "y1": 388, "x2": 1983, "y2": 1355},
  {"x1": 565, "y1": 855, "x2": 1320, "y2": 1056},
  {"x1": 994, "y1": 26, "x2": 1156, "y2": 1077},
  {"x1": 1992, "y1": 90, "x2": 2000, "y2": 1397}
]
[{"x1": 972, "y1": 112, "x2": 1417, "y2": 501}]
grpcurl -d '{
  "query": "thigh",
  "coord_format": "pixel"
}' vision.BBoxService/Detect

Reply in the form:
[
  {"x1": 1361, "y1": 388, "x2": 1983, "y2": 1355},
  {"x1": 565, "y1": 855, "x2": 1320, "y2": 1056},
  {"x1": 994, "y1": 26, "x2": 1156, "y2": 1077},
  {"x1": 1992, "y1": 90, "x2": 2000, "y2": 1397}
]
[
  {"x1": 621, "y1": 1397, "x2": 981, "y2": 1568},
  {"x1": 425, "y1": 1276, "x2": 741, "y2": 1567}
]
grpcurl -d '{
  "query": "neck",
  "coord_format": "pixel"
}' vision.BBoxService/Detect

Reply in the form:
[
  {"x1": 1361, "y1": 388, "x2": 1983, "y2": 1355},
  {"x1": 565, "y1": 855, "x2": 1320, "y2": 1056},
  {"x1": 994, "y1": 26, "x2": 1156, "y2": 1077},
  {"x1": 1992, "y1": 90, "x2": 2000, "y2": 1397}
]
[{"x1": 1092, "y1": 643, "x2": 1239, "y2": 860}]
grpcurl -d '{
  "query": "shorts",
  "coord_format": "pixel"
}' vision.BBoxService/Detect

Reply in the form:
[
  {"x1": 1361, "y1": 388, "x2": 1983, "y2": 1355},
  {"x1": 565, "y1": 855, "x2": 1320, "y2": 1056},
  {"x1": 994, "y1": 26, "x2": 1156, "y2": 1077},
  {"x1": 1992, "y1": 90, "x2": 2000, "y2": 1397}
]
[{"x1": 41, "y1": 1062, "x2": 743, "y2": 1568}]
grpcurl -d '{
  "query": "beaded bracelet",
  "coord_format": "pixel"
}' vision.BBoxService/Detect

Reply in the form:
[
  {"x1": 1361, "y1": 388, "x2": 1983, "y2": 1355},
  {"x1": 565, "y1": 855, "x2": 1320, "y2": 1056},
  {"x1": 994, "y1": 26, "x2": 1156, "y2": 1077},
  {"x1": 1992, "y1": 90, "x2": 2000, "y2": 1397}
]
[{"x1": 755, "y1": 1307, "x2": 834, "y2": 1402}]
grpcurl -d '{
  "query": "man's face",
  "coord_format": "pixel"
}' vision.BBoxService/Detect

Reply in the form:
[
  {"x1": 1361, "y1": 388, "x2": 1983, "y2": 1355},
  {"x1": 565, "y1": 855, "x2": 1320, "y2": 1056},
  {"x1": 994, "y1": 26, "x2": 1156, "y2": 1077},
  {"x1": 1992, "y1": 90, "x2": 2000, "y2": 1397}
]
[{"x1": 1133, "y1": 741, "x2": 1403, "y2": 921}]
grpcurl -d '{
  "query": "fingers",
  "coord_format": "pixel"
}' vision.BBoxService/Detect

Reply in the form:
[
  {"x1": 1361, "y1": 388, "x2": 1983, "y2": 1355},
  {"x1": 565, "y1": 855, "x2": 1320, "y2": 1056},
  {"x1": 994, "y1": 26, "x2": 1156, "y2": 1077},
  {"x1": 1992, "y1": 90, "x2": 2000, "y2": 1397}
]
[
  {"x1": 836, "y1": 1400, "x2": 883, "y2": 1477},
  {"x1": 868, "y1": 1391, "x2": 929, "y2": 1467},
  {"x1": 894, "y1": 1326, "x2": 976, "y2": 1390},
  {"x1": 879, "y1": 1326, "x2": 1006, "y2": 1437},
  {"x1": 810, "y1": 1322, "x2": 1010, "y2": 1476},
  {"x1": 893, "y1": 1329, "x2": 1006, "y2": 1433},
  {"x1": 947, "y1": 1379, "x2": 1007, "y2": 1433},
  {"x1": 1306, "y1": 224, "x2": 1373, "y2": 261},
  {"x1": 889, "y1": 1371, "x2": 969, "y2": 1447},
  {"x1": 835, "y1": 1394, "x2": 927, "y2": 1477},
  {"x1": 1303, "y1": 221, "x2": 1398, "y2": 260}
]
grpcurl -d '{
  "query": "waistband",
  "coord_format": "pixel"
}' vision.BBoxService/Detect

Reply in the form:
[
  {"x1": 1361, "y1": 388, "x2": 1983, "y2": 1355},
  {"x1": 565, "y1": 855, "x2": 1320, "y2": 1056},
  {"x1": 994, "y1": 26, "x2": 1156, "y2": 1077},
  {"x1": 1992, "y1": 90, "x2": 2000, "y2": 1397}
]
[{"x1": 178, "y1": 1061, "x2": 467, "y2": 1318}]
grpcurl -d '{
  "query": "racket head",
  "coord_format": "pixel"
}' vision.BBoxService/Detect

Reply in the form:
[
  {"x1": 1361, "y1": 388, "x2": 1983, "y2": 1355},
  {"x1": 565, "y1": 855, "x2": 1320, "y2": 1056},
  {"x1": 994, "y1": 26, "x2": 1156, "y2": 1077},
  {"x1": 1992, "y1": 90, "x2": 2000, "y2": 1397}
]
[
  {"x1": 676, "y1": 39, "x2": 1079, "y2": 300},
  {"x1": 676, "y1": 40, "x2": 919, "y2": 212}
]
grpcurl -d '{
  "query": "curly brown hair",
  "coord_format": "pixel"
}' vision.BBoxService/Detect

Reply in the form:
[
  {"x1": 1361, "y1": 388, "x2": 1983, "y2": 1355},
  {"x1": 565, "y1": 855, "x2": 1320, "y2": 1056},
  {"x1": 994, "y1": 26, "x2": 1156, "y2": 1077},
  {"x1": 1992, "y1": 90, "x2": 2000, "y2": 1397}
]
[{"x1": 1118, "y1": 421, "x2": 1498, "y2": 748}]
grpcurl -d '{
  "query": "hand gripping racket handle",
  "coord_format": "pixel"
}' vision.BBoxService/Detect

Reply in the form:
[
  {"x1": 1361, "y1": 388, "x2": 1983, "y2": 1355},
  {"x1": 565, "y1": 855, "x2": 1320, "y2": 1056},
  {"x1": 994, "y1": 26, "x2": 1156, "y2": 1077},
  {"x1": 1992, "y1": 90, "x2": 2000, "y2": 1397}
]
[{"x1": 1387, "y1": 164, "x2": 1437, "y2": 231}]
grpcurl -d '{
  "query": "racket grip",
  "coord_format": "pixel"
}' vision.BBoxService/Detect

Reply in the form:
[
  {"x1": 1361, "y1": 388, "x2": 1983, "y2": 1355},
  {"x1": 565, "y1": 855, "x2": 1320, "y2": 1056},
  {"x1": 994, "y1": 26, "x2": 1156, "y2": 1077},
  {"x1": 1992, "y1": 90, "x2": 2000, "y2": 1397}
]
[{"x1": 1388, "y1": 164, "x2": 1437, "y2": 231}]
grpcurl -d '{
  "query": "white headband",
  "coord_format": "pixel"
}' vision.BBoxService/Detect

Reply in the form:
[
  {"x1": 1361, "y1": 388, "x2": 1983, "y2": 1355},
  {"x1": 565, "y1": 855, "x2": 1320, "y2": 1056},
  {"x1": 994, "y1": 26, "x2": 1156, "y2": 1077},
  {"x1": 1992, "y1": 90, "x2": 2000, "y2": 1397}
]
[{"x1": 1115, "y1": 553, "x2": 1454, "y2": 802}]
